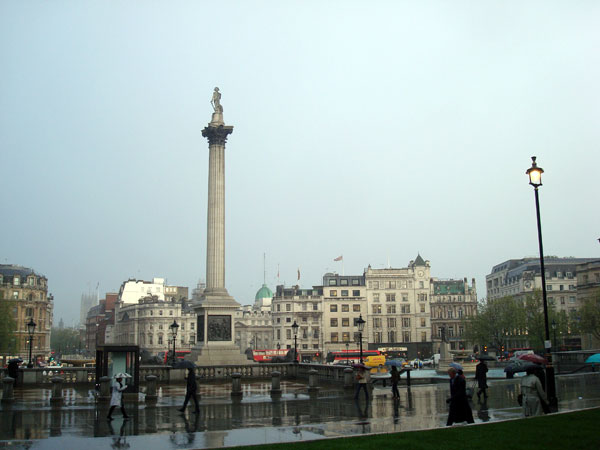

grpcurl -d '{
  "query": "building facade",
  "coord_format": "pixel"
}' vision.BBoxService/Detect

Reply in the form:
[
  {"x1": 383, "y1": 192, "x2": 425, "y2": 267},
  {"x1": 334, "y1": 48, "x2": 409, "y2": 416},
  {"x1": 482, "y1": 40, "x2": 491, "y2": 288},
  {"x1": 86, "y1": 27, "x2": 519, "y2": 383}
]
[
  {"x1": 430, "y1": 278, "x2": 478, "y2": 351},
  {"x1": 234, "y1": 284, "x2": 274, "y2": 352},
  {"x1": 575, "y1": 259, "x2": 600, "y2": 349},
  {"x1": 0, "y1": 264, "x2": 53, "y2": 365},
  {"x1": 363, "y1": 255, "x2": 433, "y2": 358}
]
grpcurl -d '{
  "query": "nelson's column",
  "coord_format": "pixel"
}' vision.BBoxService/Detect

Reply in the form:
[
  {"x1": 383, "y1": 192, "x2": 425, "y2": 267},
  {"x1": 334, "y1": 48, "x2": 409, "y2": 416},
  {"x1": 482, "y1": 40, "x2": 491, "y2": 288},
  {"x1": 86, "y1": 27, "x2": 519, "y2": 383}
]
[{"x1": 191, "y1": 87, "x2": 250, "y2": 365}]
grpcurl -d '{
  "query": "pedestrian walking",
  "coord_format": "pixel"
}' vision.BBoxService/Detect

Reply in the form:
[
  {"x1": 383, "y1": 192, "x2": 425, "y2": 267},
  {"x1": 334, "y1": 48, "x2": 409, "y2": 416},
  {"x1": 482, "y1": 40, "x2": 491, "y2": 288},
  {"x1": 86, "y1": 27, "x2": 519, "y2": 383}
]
[
  {"x1": 7, "y1": 359, "x2": 20, "y2": 386},
  {"x1": 520, "y1": 366, "x2": 548, "y2": 417},
  {"x1": 354, "y1": 366, "x2": 370, "y2": 401},
  {"x1": 107, "y1": 376, "x2": 129, "y2": 420},
  {"x1": 390, "y1": 366, "x2": 400, "y2": 399},
  {"x1": 178, "y1": 368, "x2": 200, "y2": 413},
  {"x1": 475, "y1": 360, "x2": 488, "y2": 400},
  {"x1": 446, "y1": 367, "x2": 474, "y2": 426}
]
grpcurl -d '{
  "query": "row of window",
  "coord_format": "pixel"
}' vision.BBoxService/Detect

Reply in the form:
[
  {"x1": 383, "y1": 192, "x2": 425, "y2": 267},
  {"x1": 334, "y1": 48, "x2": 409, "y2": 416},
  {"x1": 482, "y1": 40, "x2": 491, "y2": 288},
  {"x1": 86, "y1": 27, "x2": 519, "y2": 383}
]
[
  {"x1": 329, "y1": 304, "x2": 361, "y2": 312},
  {"x1": 0, "y1": 276, "x2": 46, "y2": 287},
  {"x1": 140, "y1": 334, "x2": 196, "y2": 345},
  {"x1": 142, "y1": 322, "x2": 194, "y2": 331},
  {"x1": 371, "y1": 331, "x2": 424, "y2": 343},
  {"x1": 328, "y1": 278, "x2": 362, "y2": 286},
  {"x1": 546, "y1": 284, "x2": 575, "y2": 291},
  {"x1": 372, "y1": 304, "x2": 425, "y2": 314},
  {"x1": 4, "y1": 291, "x2": 46, "y2": 300},
  {"x1": 276, "y1": 303, "x2": 319, "y2": 312},
  {"x1": 372, "y1": 317, "x2": 427, "y2": 328},
  {"x1": 328, "y1": 290, "x2": 362, "y2": 297},
  {"x1": 276, "y1": 328, "x2": 320, "y2": 340}
]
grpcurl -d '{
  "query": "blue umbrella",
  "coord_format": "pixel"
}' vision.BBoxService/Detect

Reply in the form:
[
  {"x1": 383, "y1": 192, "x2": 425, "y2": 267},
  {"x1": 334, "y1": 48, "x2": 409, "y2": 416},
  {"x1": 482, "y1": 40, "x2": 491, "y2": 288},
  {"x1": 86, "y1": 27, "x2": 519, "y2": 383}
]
[
  {"x1": 585, "y1": 353, "x2": 600, "y2": 364},
  {"x1": 449, "y1": 362, "x2": 463, "y2": 371}
]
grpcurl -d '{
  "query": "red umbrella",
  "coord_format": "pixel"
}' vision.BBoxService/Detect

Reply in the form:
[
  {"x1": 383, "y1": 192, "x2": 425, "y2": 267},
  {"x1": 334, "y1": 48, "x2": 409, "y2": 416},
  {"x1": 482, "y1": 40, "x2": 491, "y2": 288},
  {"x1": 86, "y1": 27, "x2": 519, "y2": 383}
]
[{"x1": 517, "y1": 354, "x2": 547, "y2": 365}]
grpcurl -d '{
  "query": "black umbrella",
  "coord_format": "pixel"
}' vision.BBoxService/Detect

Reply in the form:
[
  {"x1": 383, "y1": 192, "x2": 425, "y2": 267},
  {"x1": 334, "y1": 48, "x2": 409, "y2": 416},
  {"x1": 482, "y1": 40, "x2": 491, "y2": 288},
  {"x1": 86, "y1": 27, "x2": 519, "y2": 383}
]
[
  {"x1": 8, "y1": 358, "x2": 23, "y2": 364},
  {"x1": 173, "y1": 360, "x2": 196, "y2": 369},
  {"x1": 504, "y1": 360, "x2": 540, "y2": 374},
  {"x1": 477, "y1": 356, "x2": 496, "y2": 361}
]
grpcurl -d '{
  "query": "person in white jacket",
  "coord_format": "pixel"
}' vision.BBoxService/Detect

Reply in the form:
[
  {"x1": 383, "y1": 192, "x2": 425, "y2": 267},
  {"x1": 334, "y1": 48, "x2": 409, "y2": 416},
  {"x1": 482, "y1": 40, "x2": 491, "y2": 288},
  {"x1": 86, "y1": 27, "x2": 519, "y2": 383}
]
[
  {"x1": 107, "y1": 376, "x2": 129, "y2": 420},
  {"x1": 520, "y1": 367, "x2": 548, "y2": 417}
]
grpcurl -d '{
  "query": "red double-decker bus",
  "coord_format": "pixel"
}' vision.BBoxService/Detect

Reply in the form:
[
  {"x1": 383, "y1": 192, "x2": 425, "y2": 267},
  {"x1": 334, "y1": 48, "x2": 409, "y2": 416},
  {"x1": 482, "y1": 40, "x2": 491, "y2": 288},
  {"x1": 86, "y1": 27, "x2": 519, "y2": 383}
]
[
  {"x1": 252, "y1": 349, "x2": 296, "y2": 363},
  {"x1": 325, "y1": 350, "x2": 381, "y2": 365}
]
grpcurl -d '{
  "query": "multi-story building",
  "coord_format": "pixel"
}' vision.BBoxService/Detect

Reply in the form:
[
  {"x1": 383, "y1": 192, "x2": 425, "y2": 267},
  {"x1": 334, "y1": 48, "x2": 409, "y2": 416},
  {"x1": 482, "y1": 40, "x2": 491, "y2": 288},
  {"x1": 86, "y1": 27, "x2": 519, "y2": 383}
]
[
  {"x1": 80, "y1": 292, "x2": 97, "y2": 328},
  {"x1": 430, "y1": 278, "x2": 478, "y2": 351},
  {"x1": 110, "y1": 295, "x2": 196, "y2": 355},
  {"x1": 321, "y1": 273, "x2": 368, "y2": 355},
  {"x1": 364, "y1": 255, "x2": 433, "y2": 358},
  {"x1": 272, "y1": 285, "x2": 323, "y2": 362},
  {"x1": 234, "y1": 284, "x2": 274, "y2": 352},
  {"x1": 0, "y1": 264, "x2": 53, "y2": 365},
  {"x1": 118, "y1": 278, "x2": 168, "y2": 304},
  {"x1": 575, "y1": 259, "x2": 600, "y2": 349},
  {"x1": 85, "y1": 293, "x2": 118, "y2": 352}
]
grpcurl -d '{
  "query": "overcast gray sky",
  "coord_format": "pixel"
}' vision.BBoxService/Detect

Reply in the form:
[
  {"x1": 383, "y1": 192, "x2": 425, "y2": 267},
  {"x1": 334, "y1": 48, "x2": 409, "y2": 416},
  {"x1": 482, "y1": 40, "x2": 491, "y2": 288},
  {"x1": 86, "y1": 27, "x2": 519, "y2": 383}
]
[{"x1": 2, "y1": 1, "x2": 599, "y2": 326}]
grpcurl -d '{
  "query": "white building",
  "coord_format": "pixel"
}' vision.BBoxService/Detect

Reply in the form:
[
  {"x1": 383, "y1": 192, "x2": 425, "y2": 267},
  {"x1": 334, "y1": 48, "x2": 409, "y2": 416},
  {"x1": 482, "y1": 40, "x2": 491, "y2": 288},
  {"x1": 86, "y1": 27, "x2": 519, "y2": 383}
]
[{"x1": 118, "y1": 278, "x2": 166, "y2": 304}]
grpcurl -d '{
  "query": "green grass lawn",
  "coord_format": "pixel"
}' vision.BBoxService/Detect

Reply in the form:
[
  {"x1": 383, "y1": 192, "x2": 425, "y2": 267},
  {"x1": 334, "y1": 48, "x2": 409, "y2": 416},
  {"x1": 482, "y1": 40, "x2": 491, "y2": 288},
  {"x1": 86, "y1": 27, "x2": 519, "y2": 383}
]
[{"x1": 237, "y1": 408, "x2": 600, "y2": 450}]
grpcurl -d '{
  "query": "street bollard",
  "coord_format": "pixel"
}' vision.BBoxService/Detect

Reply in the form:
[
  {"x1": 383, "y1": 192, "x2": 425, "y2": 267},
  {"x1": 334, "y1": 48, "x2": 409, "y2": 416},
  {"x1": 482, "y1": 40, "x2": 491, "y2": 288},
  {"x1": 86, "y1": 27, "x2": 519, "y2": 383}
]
[
  {"x1": 270, "y1": 371, "x2": 281, "y2": 395},
  {"x1": 98, "y1": 376, "x2": 111, "y2": 403},
  {"x1": 231, "y1": 373, "x2": 243, "y2": 397},
  {"x1": 308, "y1": 369, "x2": 319, "y2": 393},
  {"x1": 344, "y1": 368, "x2": 354, "y2": 390},
  {"x1": 145, "y1": 375, "x2": 158, "y2": 403},
  {"x1": 406, "y1": 369, "x2": 411, "y2": 387},
  {"x1": 50, "y1": 377, "x2": 64, "y2": 404},
  {"x1": 1, "y1": 377, "x2": 15, "y2": 403}
]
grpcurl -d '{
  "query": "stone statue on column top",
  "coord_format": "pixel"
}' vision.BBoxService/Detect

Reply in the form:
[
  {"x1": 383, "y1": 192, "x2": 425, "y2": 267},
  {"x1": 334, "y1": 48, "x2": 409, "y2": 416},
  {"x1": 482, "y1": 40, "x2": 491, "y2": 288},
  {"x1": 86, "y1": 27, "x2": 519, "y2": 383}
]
[{"x1": 211, "y1": 87, "x2": 223, "y2": 113}]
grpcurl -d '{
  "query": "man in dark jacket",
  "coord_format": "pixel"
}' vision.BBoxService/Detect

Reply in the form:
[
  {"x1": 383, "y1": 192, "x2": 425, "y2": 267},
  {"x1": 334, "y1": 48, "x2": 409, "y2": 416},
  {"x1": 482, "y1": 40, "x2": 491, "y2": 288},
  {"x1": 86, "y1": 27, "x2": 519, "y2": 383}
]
[
  {"x1": 178, "y1": 368, "x2": 200, "y2": 413},
  {"x1": 475, "y1": 360, "x2": 488, "y2": 400},
  {"x1": 7, "y1": 360, "x2": 19, "y2": 386},
  {"x1": 446, "y1": 367, "x2": 474, "y2": 426}
]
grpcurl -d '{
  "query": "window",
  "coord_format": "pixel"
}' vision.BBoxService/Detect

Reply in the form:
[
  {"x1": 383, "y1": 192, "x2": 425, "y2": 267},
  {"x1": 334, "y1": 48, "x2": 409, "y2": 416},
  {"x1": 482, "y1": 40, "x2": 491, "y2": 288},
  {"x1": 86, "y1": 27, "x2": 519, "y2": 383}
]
[
  {"x1": 329, "y1": 279, "x2": 337, "y2": 286},
  {"x1": 569, "y1": 297, "x2": 576, "y2": 303},
  {"x1": 385, "y1": 281, "x2": 396, "y2": 289},
  {"x1": 403, "y1": 331, "x2": 410, "y2": 342},
  {"x1": 420, "y1": 304, "x2": 425, "y2": 313},
  {"x1": 401, "y1": 305, "x2": 410, "y2": 313},
  {"x1": 169, "y1": 310, "x2": 173, "y2": 315},
  {"x1": 547, "y1": 285, "x2": 553, "y2": 291},
  {"x1": 387, "y1": 317, "x2": 396, "y2": 328},
  {"x1": 388, "y1": 331, "x2": 396, "y2": 342},
  {"x1": 458, "y1": 308, "x2": 463, "y2": 318},
  {"x1": 302, "y1": 316, "x2": 307, "y2": 323},
  {"x1": 373, "y1": 281, "x2": 379, "y2": 289},
  {"x1": 353, "y1": 304, "x2": 361, "y2": 312},
  {"x1": 277, "y1": 329, "x2": 281, "y2": 339},
  {"x1": 13, "y1": 291, "x2": 18, "y2": 299},
  {"x1": 302, "y1": 344, "x2": 308, "y2": 349},
  {"x1": 448, "y1": 327, "x2": 454, "y2": 337},
  {"x1": 302, "y1": 303, "x2": 307, "y2": 311},
  {"x1": 28, "y1": 277, "x2": 35, "y2": 286},
  {"x1": 330, "y1": 290, "x2": 337, "y2": 297},
  {"x1": 13, "y1": 277, "x2": 20, "y2": 286},
  {"x1": 352, "y1": 290, "x2": 360, "y2": 296},
  {"x1": 286, "y1": 304, "x2": 291, "y2": 311},
  {"x1": 387, "y1": 305, "x2": 396, "y2": 314},
  {"x1": 286, "y1": 317, "x2": 291, "y2": 323},
  {"x1": 26, "y1": 307, "x2": 33, "y2": 317},
  {"x1": 277, "y1": 304, "x2": 281, "y2": 312},
  {"x1": 373, "y1": 293, "x2": 380, "y2": 302},
  {"x1": 342, "y1": 331, "x2": 350, "y2": 342},
  {"x1": 560, "y1": 297, "x2": 565, "y2": 305},
  {"x1": 330, "y1": 304, "x2": 338, "y2": 312},
  {"x1": 420, "y1": 318, "x2": 426, "y2": 327},
  {"x1": 330, "y1": 318, "x2": 338, "y2": 327},
  {"x1": 560, "y1": 285, "x2": 564, "y2": 291},
  {"x1": 159, "y1": 310, "x2": 163, "y2": 315},
  {"x1": 191, "y1": 323, "x2": 195, "y2": 330},
  {"x1": 373, "y1": 318, "x2": 382, "y2": 328},
  {"x1": 448, "y1": 309, "x2": 453, "y2": 319},
  {"x1": 402, "y1": 294, "x2": 409, "y2": 302},
  {"x1": 341, "y1": 290, "x2": 349, "y2": 297},
  {"x1": 353, "y1": 332, "x2": 360, "y2": 342},
  {"x1": 342, "y1": 318, "x2": 350, "y2": 327},
  {"x1": 286, "y1": 329, "x2": 291, "y2": 339},
  {"x1": 402, "y1": 318, "x2": 411, "y2": 328},
  {"x1": 302, "y1": 328, "x2": 308, "y2": 339},
  {"x1": 158, "y1": 335, "x2": 163, "y2": 345},
  {"x1": 342, "y1": 304, "x2": 349, "y2": 312},
  {"x1": 569, "y1": 285, "x2": 576, "y2": 290},
  {"x1": 421, "y1": 332, "x2": 427, "y2": 342},
  {"x1": 372, "y1": 304, "x2": 382, "y2": 314},
  {"x1": 374, "y1": 332, "x2": 383, "y2": 343},
  {"x1": 352, "y1": 279, "x2": 359, "y2": 286},
  {"x1": 313, "y1": 303, "x2": 318, "y2": 311},
  {"x1": 159, "y1": 324, "x2": 163, "y2": 330},
  {"x1": 386, "y1": 293, "x2": 396, "y2": 302},
  {"x1": 340, "y1": 279, "x2": 348, "y2": 286},
  {"x1": 419, "y1": 281, "x2": 424, "y2": 289},
  {"x1": 331, "y1": 332, "x2": 339, "y2": 342}
]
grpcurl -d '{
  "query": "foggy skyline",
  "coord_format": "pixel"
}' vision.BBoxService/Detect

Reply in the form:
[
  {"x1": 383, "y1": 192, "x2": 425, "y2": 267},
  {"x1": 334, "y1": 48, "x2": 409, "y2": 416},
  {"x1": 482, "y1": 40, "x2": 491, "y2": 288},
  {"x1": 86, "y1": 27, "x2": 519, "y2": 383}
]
[{"x1": 2, "y1": 1, "x2": 599, "y2": 325}]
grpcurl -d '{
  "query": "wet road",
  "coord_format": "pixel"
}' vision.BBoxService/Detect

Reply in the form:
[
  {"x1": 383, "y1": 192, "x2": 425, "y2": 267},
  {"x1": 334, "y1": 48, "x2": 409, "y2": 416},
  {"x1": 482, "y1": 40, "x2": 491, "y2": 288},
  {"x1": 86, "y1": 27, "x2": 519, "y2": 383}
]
[{"x1": 1, "y1": 373, "x2": 599, "y2": 449}]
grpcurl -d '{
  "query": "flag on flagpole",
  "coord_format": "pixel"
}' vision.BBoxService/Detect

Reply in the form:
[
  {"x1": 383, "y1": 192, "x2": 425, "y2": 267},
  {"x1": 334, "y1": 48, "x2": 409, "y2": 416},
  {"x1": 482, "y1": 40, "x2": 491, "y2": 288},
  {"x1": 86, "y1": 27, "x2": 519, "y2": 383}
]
[
  {"x1": 297, "y1": 268, "x2": 301, "y2": 281},
  {"x1": 334, "y1": 255, "x2": 343, "y2": 262}
]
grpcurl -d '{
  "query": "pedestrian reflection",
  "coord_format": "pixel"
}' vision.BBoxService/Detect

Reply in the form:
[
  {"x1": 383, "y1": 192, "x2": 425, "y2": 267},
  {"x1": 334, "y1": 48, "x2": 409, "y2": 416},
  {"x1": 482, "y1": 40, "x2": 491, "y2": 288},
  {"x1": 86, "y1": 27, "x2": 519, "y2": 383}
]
[
  {"x1": 354, "y1": 398, "x2": 369, "y2": 421},
  {"x1": 406, "y1": 387, "x2": 414, "y2": 411},
  {"x1": 393, "y1": 397, "x2": 400, "y2": 425},
  {"x1": 477, "y1": 399, "x2": 490, "y2": 422},
  {"x1": 108, "y1": 420, "x2": 130, "y2": 449}
]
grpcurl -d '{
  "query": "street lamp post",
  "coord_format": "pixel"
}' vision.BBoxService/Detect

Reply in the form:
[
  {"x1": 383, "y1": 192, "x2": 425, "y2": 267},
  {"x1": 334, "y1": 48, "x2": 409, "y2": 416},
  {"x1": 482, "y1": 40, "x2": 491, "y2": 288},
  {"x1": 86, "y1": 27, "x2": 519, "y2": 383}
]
[
  {"x1": 170, "y1": 320, "x2": 179, "y2": 365},
  {"x1": 27, "y1": 318, "x2": 36, "y2": 368},
  {"x1": 526, "y1": 156, "x2": 557, "y2": 407},
  {"x1": 356, "y1": 314, "x2": 366, "y2": 364},
  {"x1": 292, "y1": 321, "x2": 299, "y2": 363}
]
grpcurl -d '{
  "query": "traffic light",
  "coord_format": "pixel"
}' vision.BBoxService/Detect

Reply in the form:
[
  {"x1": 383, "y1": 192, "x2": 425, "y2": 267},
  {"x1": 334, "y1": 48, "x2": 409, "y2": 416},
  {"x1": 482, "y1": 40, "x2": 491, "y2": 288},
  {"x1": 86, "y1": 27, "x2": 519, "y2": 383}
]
[{"x1": 483, "y1": 345, "x2": 487, "y2": 352}]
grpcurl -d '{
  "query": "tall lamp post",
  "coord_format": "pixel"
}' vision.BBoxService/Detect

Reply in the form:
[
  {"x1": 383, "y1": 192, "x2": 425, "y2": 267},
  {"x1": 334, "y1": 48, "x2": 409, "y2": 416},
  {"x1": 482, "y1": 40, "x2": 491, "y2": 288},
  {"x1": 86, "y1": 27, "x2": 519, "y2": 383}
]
[
  {"x1": 292, "y1": 321, "x2": 299, "y2": 363},
  {"x1": 356, "y1": 314, "x2": 366, "y2": 364},
  {"x1": 27, "y1": 318, "x2": 36, "y2": 368},
  {"x1": 526, "y1": 156, "x2": 556, "y2": 407},
  {"x1": 170, "y1": 320, "x2": 179, "y2": 365}
]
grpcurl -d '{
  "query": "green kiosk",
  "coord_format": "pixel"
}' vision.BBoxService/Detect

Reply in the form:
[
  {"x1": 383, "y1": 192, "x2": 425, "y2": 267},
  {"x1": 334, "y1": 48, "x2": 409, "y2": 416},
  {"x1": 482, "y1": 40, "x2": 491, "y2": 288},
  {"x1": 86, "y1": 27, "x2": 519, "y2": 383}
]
[{"x1": 95, "y1": 344, "x2": 140, "y2": 394}]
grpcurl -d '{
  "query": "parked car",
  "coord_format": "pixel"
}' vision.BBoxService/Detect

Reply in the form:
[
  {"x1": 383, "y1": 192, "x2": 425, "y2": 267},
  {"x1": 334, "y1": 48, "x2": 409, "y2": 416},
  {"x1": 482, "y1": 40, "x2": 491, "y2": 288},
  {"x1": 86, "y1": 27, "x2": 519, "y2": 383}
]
[{"x1": 421, "y1": 358, "x2": 434, "y2": 366}]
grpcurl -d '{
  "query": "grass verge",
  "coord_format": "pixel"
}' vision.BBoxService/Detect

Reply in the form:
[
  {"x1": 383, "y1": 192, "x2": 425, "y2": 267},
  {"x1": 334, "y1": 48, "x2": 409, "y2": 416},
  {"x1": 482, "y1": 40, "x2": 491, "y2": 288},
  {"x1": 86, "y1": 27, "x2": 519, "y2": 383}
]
[{"x1": 237, "y1": 407, "x2": 600, "y2": 450}]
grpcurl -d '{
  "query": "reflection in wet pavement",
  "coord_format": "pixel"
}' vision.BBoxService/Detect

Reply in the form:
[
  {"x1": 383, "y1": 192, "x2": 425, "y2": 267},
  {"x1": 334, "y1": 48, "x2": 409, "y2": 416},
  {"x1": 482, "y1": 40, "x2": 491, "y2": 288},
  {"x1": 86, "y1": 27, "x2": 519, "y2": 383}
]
[{"x1": 1, "y1": 374, "x2": 599, "y2": 449}]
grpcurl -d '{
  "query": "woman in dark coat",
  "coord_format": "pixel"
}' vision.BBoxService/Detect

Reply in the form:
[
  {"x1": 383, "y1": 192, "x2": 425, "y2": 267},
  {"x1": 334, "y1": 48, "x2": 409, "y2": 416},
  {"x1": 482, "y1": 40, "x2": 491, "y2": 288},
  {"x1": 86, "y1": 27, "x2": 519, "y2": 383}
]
[{"x1": 446, "y1": 367, "x2": 474, "y2": 426}]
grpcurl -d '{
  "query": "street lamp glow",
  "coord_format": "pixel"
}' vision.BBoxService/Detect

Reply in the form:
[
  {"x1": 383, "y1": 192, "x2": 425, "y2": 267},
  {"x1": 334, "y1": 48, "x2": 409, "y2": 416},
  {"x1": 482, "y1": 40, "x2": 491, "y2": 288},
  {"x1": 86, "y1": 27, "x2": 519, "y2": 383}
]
[{"x1": 526, "y1": 156, "x2": 544, "y2": 187}]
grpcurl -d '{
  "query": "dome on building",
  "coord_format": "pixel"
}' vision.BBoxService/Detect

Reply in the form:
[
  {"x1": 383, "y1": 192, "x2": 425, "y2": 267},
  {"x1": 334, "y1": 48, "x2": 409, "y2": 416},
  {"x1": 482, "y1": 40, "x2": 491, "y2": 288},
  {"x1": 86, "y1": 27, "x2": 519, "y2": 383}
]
[{"x1": 255, "y1": 284, "x2": 273, "y2": 301}]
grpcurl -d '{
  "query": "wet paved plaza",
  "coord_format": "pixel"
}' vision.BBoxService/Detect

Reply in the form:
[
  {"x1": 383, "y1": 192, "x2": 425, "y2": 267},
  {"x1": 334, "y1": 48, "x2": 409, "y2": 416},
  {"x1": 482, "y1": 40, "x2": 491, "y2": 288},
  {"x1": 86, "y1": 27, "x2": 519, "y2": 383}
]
[{"x1": 1, "y1": 371, "x2": 599, "y2": 449}]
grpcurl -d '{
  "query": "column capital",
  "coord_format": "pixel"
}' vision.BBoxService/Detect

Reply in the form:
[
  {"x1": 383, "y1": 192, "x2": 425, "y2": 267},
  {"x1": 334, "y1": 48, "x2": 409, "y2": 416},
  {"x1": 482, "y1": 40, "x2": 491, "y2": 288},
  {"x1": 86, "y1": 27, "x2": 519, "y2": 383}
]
[{"x1": 202, "y1": 124, "x2": 234, "y2": 146}]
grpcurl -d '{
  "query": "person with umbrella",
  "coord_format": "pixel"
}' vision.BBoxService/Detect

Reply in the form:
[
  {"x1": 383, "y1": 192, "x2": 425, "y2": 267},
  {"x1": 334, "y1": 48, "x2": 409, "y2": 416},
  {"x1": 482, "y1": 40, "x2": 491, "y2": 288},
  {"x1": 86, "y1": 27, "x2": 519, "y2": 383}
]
[
  {"x1": 475, "y1": 359, "x2": 488, "y2": 401},
  {"x1": 107, "y1": 373, "x2": 130, "y2": 420},
  {"x1": 446, "y1": 367, "x2": 474, "y2": 426},
  {"x1": 354, "y1": 365, "x2": 370, "y2": 402},
  {"x1": 7, "y1": 358, "x2": 22, "y2": 386},
  {"x1": 390, "y1": 365, "x2": 400, "y2": 399},
  {"x1": 520, "y1": 366, "x2": 548, "y2": 417},
  {"x1": 178, "y1": 367, "x2": 199, "y2": 413}
]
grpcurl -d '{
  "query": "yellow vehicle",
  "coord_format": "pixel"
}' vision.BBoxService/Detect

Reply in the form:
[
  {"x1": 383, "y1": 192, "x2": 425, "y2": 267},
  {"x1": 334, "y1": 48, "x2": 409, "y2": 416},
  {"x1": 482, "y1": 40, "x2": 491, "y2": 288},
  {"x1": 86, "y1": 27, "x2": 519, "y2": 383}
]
[{"x1": 364, "y1": 355, "x2": 387, "y2": 373}]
